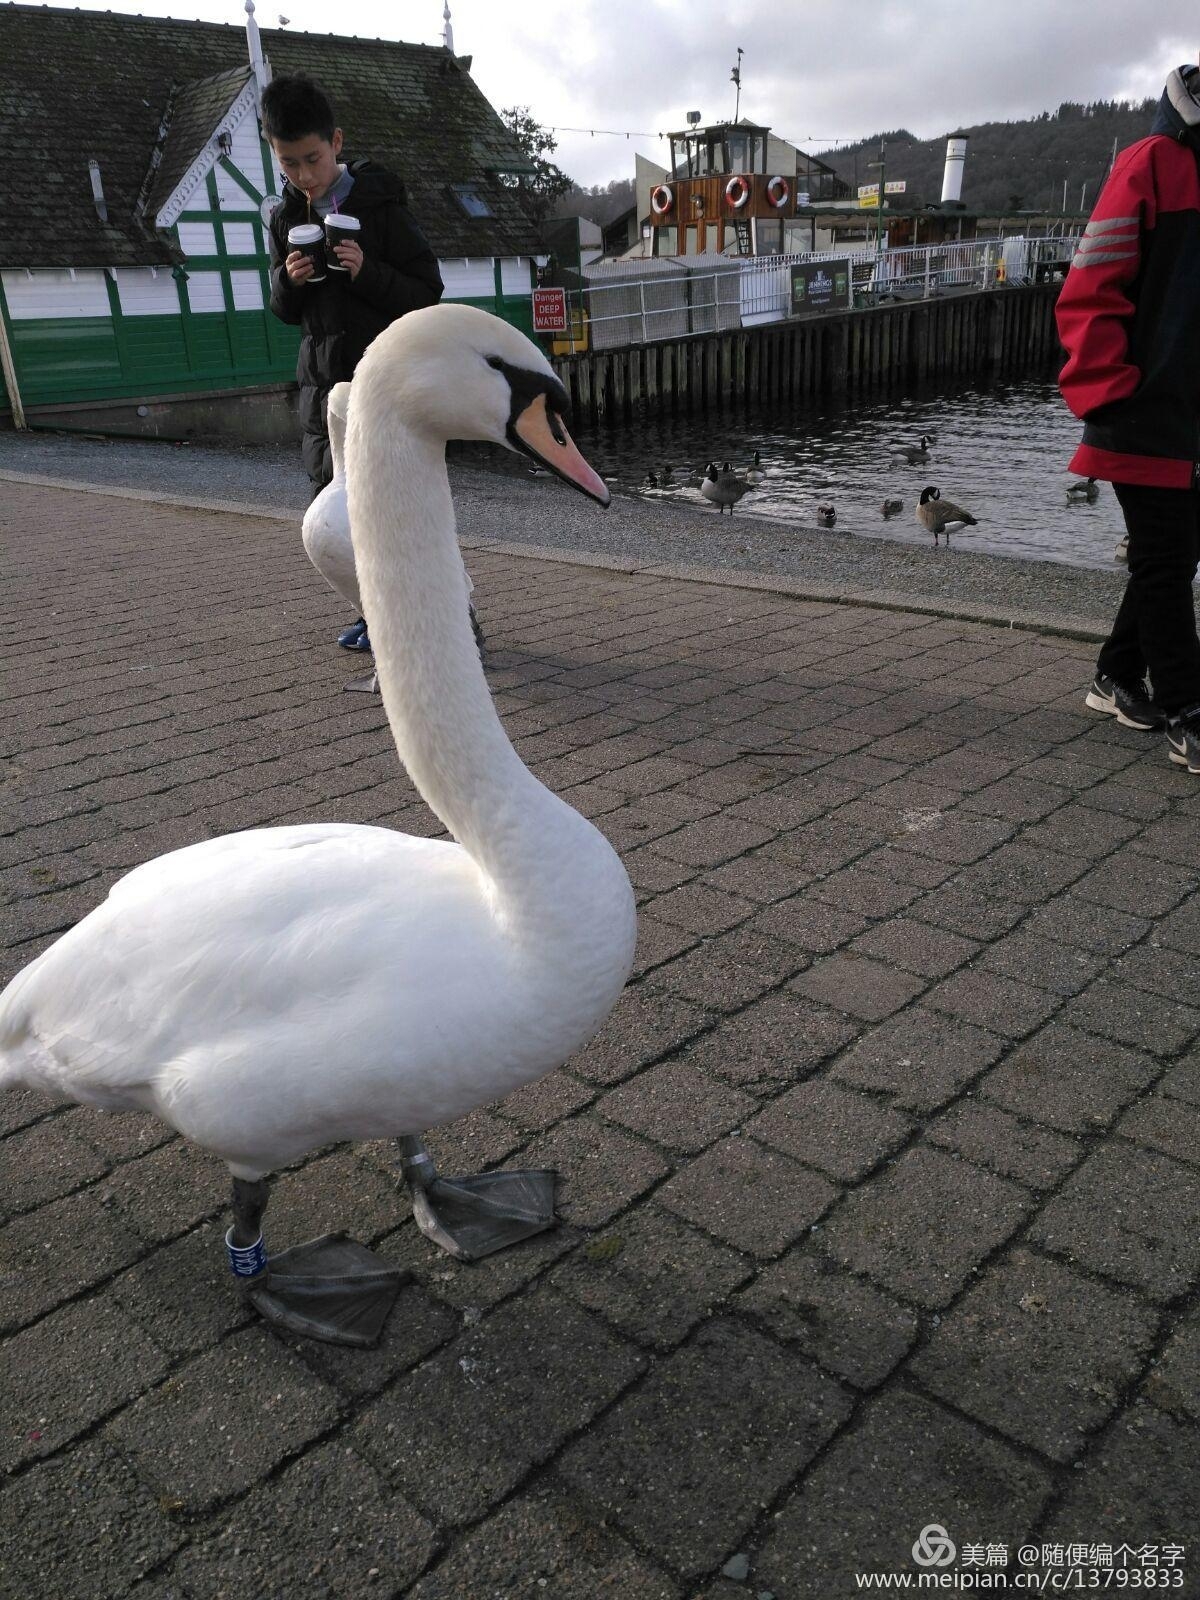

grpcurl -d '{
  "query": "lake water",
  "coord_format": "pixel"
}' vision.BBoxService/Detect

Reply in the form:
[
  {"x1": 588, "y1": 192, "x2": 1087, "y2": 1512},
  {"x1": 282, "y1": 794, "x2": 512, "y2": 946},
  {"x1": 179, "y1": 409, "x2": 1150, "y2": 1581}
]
[{"x1": 573, "y1": 377, "x2": 1130, "y2": 573}]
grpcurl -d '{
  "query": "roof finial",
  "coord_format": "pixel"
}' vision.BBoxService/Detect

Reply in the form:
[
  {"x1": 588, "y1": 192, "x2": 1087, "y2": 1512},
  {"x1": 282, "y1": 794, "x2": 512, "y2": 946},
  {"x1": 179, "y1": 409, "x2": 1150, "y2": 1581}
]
[
  {"x1": 442, "y1": 0, "x2": 455, "y2": 55},
  {"x1": 245, "y1": 0, "x2": 270, "y2": 100}
]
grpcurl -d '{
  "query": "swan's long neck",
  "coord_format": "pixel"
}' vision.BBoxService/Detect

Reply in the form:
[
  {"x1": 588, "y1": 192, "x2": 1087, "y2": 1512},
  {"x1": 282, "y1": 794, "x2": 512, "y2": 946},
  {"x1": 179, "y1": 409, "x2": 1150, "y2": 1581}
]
[
  {"x1": 327, "y1": 398, "x2": 347, "y2": 479},
  {"x1": 345, "y1": 406, "x2": 599, "y2": 917}
]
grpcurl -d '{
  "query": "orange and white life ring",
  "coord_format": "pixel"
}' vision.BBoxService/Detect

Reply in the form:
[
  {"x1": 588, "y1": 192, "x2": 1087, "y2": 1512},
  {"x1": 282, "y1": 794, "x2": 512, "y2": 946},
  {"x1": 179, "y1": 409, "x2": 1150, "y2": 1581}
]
[
  {"x1": 725, "y1": 174, "x2": 751, "y2": 209},
  {"x1": 766, "y1": 175, "x2": 790, "y2": 209},
  {"x1": 650, "y1": 184, "x2": 674, "y2": 216}
]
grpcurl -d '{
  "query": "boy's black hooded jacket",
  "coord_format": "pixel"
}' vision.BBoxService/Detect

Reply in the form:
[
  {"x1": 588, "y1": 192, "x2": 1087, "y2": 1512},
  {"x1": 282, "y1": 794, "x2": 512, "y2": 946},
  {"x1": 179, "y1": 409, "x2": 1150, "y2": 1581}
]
[{"x1": 268, "y1": 159, "x2": 443, "y2": 487}]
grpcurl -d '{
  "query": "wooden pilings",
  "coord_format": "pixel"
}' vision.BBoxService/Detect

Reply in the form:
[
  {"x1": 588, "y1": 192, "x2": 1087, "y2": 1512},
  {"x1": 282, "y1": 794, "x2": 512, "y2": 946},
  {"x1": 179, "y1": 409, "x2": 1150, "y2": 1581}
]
[{"x1": 550, "y1": 285, "x2": 1062, "y2": 426}]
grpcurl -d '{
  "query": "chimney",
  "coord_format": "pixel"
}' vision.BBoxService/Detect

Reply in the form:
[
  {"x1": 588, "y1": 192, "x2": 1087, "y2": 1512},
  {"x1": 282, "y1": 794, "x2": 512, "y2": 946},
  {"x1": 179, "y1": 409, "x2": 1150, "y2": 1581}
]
[
  {"x1": 940, "y1": 134, "x2": 968, "y2": 205},
  {"x1": 88, "y1": 159, "x2": 108, "y2": 223},
  {"x1": 245, "y1": 0, "x2": 271, "y2": 101}
]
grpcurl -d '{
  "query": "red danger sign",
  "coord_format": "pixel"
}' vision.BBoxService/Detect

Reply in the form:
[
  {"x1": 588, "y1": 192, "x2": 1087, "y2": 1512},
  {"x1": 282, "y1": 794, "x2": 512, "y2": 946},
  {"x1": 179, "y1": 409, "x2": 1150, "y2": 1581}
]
[{"x1": 532, "y1": 287, "x2": 568, "y2": 332}]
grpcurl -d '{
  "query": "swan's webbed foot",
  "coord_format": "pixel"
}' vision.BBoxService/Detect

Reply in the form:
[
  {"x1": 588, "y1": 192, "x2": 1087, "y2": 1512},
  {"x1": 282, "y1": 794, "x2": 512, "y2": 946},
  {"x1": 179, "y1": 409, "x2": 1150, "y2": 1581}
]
[
  {"x1": 396, "y1": 1136, "x2": 556, "y2": 1262},
  {"x1": 226, "y1": 1178, "x2": 406, "y2": 1347},
  {"x1": 343, "y1": 667, "x2": 379, "y2": 694}
]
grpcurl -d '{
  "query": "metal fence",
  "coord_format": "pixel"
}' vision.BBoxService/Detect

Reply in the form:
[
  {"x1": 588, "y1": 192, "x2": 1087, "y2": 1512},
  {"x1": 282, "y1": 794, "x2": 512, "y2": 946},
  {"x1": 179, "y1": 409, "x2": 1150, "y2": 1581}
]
[{"x1": 578, "y1": 234, "x2": 1080, "y2": 349}]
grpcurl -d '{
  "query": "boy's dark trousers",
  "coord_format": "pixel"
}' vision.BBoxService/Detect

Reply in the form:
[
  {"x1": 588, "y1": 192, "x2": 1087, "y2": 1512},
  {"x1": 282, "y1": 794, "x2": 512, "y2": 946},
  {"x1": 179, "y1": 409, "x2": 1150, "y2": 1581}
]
[{"x1": 1097, "y1": 483, "x2": 1200, "y2": 715}]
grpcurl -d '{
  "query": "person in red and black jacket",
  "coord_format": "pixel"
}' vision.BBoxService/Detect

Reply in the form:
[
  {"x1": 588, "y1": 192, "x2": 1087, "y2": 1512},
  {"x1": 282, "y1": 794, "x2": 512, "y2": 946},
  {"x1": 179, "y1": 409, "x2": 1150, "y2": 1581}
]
[{"x1": 1058, "y1": 61, "x2": 1200, "y2": 774}]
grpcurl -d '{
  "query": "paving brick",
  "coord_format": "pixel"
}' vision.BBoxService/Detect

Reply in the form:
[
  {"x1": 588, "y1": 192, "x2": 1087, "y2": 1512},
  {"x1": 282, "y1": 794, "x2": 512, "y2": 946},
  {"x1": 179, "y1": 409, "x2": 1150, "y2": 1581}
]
[
  {"x1": 747, "y1": 1078, "x2": 911, "y2": 1181},
  {"x1": 976, "y1": 928, "x2": 1107, "y2": 996},
  {"x1": 737, "y1": 1246, "x2": 919, "y2": 1387},
  {"x1": 907, "y1": 881, "x2": 1027, "y2": 940},
  {"x1": 1109, "y1": 939, "x2": 1200, "y2": 1010},
  {"x1": 521, "y1": 1117, "x2": 670, "y2": 1228},
  {"x1": 0, "y1": 1184, "x2": 146, "y2": 1335},
  {"x1": 568, "y1": 980, "x2": 715, "y2": 1086},
  {"x1": 94, "y1": 1139, "x2": 227, "y2": 1248},
  {"x1": 1143, "y1": 1314, "x2": 1200, "y2": 1423},
  {"x1": 741, "y1": 894, "x2": 871, "y2": 955},
  {"x1": 1041, "y1": 1406, "x2": 1200, "y2": 1548},
  {"x1": 599, "y1": 1059, "x2": 757, "y2": 1153},
  {"x1": 0, "y1": 1110, "x2": 109, "y2": 1217},
  {"x1": 822, "y1": 1146, "x2": 1032, "y2": 1308},
  {"x1": 951, "y1": 840, "x2": 1090, "y2": 904},
  {"x1": 926, "y1": 1100, "x2": 1082, "y2": 1190},
  {"x1": 1029, "y1": 1144, "x2": 1200, "y2": 1299},
  {"x1": 1159, "y1": 1047, "x2": 1200, "y2": 1107},
  {"x1": 407, "y1": 1475, "x2": 681, "y2": 1600},
  {"x1": 789, "y1": 952, "x2": 927, "y2": 1022},
  {"x1": 0, "y1": 1439, "x2": 186, "y2": 1600},
  {"x1": 631, "y1": 912, "x2": 702, "y2": 977},
  {"x1": 1058, "y1": 978, "x2": 1200, "y2": 1055},
  {"x1": 1115, "y1": 1093, "x2": 1200, "y2": 1169},
  {"x1": 550, "y1": 1205, "x2": 752, "y2": 1350},
  {"x1": 754, "y1": 1390, "x2": 1053, "y2": 1599},
  {"x1": 647, "y1": 879, "x2": 756, "y2": 936},
  {"x1": 558, "y1": 1319, "x2": 852, "y2": 1583},
  {"x1": 680, "y1": 992, "x2": 860, "y2": 1097},
  {"x1": 657, "y1": 1135, "x2": 838, "y2": 1257},
  {"x1": 651, "y1": 936, "x2": 794, "y2": 1012},
  {"x1": 1072, "y1": 854, "x2": 1198, "y2": 917},
  {"x1": 702, "y1": 849, "x2": 806, "y2": 904},
  {"x1": 168, "y1": 1442, "x2": 435, "y2": 1599},
  {"x1": 830, "y1": 1007, "x2": 1006, "y2": 1111},
  {"x1": 352, "y1": 1290, "x2": 644, "y2": 1527},
  {"x1": 979, "y1": 1020, "x2": 1158, "y2": 1136},
  {"x1": 850, "y1": 915, "x2": 980, "y2": 978},
  {"x1": 3, "y1": 1293, "x2": 171, "y2": 1472},
  {"x1": 924, "y1": 964, "x2": 1062, "y2": 1037},
  {"x1": 910, "y1": 1249, "x2": 1156, "y2": 1460},
  {"x1": 495, "y1": 1069, "x2": 596, "y2": 1133}
]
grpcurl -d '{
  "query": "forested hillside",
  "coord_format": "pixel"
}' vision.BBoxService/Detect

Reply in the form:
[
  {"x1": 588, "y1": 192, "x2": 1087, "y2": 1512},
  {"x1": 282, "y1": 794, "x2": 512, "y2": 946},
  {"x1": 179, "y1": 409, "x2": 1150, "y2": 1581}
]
[{"x1": 813, "y1": 99, "x2": 1158, "y2": 215}]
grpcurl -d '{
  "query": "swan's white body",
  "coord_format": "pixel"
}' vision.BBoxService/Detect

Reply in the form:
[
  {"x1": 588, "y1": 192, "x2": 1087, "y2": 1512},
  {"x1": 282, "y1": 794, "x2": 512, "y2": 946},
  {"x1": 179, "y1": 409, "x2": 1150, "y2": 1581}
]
[
  {"x1": 300, "y1": 382, "x2": 361, "y2": 615},
  {"x1": 0, "y1": 305, "x2": 637, "y2": 1182}
]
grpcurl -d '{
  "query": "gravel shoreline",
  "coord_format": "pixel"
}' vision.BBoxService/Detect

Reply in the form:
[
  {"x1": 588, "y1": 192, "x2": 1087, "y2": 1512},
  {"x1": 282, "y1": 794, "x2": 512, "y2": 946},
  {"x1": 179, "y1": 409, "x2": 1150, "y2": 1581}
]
[{"x1": 0, "y1": 426, "x2": 1159, "y2": 638}]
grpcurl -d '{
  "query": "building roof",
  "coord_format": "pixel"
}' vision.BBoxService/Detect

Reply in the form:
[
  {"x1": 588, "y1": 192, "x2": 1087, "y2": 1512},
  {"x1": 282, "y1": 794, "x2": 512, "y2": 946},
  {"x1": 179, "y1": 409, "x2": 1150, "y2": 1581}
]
[
  {"x1": 140, "y1": 64, "x2": 254, "y2": 224},
  {"x1": 0, "y1": 4, "x2": 542, "y2": 269}
]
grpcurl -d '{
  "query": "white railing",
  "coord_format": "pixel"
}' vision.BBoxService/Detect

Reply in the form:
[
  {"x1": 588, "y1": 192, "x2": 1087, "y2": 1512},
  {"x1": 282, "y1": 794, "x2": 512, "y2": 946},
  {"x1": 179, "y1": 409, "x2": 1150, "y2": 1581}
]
[{"x1": 577, "y1": 235, "x2": 1080, "y2": 349}]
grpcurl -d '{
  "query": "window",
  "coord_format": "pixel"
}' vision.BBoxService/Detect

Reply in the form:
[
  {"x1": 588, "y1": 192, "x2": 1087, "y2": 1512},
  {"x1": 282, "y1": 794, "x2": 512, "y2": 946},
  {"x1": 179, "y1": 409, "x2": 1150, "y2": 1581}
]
[
  {"x1": 655, "y1": 224, "x2": 678, "y2": 255},
  {"x1": 705, "y1": 222, "x2": 720, "y2": 255},
  {"x1": 756, "y1": 218, "x2": 784, "y2": 256},
  {"x1": 449, "y1": 183, "x2": 494, "y2": 218},
  {"x1": 726, "y1": 134, "x2": 749, "y2": 173},
  {"x1": 685, "y1": 224, "x2": 698, "y2": 254}
]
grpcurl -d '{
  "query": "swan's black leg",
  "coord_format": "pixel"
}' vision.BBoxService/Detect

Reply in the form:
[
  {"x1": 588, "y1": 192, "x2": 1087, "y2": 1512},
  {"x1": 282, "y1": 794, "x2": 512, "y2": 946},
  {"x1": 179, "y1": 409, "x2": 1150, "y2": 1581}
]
[
  {"x1": 397, "y1": 1134, "x2": 556, "y2": 1262},
  {"x1": 226, "y1": 1174, "x2": 406, "y2": 1347}
]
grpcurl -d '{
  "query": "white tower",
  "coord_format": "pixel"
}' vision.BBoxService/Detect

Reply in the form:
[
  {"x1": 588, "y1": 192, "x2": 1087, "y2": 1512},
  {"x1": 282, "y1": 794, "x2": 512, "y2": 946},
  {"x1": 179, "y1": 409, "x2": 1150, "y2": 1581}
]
[{"x1": 940, "y1": 135, "x2": 968, "y2": 205}]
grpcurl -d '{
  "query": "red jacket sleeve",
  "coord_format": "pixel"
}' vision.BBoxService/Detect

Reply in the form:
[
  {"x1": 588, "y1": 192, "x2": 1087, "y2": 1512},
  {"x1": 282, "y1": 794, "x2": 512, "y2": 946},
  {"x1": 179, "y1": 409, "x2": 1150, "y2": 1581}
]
[{"x1": 1056, "y1": 141, "x2": 1158, "y2": 420}]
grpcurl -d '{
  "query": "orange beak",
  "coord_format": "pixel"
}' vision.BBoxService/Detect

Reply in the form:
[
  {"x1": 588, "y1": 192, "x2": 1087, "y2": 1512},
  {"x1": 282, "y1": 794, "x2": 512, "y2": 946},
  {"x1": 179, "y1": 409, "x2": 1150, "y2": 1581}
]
[{"x1": 510, "y1": 393, "x2": 610, "y2": 506}]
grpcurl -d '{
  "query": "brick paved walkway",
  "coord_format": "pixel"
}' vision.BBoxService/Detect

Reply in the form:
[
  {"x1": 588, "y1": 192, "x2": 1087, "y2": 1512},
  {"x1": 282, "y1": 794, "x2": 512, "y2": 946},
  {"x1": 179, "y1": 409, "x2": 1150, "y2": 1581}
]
[{"x1": 2, "y1": 479, "x2": 1198, "y2": 1600}]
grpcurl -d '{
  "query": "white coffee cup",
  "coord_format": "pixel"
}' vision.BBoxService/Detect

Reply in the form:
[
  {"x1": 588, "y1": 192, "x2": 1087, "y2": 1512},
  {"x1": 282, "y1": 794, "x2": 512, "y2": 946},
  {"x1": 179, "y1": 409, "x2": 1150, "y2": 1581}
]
[
  {"x1": 287, "y1": 222, "x2": 326, "y2": 283},
  {"x1": 324, "y1": 212, "x2": 362, "y2": 270}
]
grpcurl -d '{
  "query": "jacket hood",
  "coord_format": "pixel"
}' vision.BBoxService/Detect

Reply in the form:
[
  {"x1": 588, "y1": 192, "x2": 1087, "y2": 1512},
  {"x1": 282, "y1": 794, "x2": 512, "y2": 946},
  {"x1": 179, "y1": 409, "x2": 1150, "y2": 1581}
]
[
  {"x1": 1152, "y1": 66, "x2": 1200, "y2": 148},
  {"x1": 278, "y1": 158, "x2": 408, "y2": 215}
]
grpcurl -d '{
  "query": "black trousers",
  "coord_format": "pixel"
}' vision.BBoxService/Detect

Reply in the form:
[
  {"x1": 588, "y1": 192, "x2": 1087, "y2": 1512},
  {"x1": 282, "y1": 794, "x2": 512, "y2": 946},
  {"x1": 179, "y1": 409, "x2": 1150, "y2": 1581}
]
[{"x1": 1097, "y1": 483, "x2": 1200, "y2": 715}]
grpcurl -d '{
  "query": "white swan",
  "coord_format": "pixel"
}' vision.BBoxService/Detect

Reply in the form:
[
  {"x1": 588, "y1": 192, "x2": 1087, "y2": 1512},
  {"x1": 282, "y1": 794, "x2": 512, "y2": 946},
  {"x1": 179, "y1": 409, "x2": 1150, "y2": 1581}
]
[
  {"x1": 0, "y1": 304, "x2": 637, "y2": 1346},
  {"x1": 302, "y1": 381, "x2": 480, "y2": 694}
]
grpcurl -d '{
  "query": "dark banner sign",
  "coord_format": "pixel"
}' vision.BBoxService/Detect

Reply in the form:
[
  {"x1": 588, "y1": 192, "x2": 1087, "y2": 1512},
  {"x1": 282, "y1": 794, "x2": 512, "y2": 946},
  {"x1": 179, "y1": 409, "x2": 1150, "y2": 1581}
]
[{"x1": 790, "y1": 259, "x2": 850, "y2": 314}]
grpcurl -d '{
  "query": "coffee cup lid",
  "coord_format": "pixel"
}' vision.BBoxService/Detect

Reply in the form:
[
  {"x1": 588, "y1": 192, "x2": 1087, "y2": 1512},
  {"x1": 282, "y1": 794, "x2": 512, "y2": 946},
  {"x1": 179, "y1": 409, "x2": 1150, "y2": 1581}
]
[
  {"x1": 326, "y1": 213, "x2": 361, "y2": 229},
  {"x1": 287, "y1": 223, "x2": 323, "y2": 243}
]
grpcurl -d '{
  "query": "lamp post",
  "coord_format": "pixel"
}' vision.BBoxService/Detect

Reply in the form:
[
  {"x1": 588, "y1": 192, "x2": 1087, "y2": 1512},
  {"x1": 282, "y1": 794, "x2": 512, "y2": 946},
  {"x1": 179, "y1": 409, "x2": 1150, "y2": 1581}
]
[{"x1": 868, "y1": 140, "x2": 886, "y2": 256}]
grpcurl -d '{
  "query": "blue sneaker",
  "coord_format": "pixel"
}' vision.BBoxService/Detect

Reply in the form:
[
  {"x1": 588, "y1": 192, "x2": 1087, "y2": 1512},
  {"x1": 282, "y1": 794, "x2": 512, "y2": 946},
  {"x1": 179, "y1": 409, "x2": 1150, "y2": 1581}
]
[{"x1": 337, "y1": 618, "x2": 369, "y2": 651}]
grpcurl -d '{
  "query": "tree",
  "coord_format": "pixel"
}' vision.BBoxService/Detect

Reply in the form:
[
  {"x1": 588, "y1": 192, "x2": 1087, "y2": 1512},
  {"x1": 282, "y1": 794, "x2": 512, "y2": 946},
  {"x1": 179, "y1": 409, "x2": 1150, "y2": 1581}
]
[{"x1": 500, "y1": 106, "x2": 574, "y2": 222}]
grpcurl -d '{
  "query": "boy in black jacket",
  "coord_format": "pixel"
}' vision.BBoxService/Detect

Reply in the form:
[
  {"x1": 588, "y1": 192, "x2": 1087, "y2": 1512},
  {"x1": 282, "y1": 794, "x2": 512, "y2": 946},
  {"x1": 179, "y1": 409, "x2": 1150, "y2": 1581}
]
[{"x1": 262, "y1": 74, "x2": 443, "y2": 648}]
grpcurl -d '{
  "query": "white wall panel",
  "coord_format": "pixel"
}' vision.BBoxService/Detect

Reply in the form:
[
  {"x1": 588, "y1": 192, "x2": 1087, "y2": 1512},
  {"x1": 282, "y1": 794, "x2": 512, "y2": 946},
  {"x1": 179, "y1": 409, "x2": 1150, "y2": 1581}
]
[
  {"x1": 178, "y1": 220, "x2": 217, "y2": 256},
  {"x1": 499, "y1": 257, "x2": 530, "y2": 295},
  {"x1": 115, "y1": 268, "x2": 179, "y2": 316},
  {"x1": 185, "y1": 271, "x2": 225, "y2": 313},
  {"x1": 438, "y1": 258, "x2": 496, "y2": 298},
  {"x1": 222, "y1": 222, "x2": 258, "y2": 256},
  {"x1": 1, "y1": 269, "x2": 109, "y2": 319},
  {"x1": 229, "y1": 270, "x2": 263, "y2": 310}
]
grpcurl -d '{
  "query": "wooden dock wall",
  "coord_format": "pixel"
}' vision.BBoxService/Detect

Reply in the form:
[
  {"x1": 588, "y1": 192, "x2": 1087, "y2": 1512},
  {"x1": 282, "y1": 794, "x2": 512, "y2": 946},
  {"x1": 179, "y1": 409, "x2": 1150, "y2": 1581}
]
[{"x1": 550, "y1": 285, "x2": 1062, "y2": 426}]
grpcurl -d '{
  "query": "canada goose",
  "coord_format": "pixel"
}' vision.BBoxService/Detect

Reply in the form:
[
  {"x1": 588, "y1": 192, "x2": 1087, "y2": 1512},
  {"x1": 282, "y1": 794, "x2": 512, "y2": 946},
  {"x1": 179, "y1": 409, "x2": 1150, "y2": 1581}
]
[
  {"x1": 646, "y1": 470, "x2": 659, "y2": 488},
  {"x1": 746, "y1": 450, "x2": 766, "y2": 486},
  {"x1": 881, "y1": 498, "x2": 903, "y2": 518},
  {"x1": 916, "y1": 485, "x2": 977, "y2": 546},
  {"x1": 817, "y1": 504, "x2": 837, "y2": 528},
  {"x1": 0, "y1": 306, "x2": 636, "y2": 1347},
  {"x1": 892, "y1": 434, "x2": 932, "y2": 465},
  {"x1": 701, "y1": 462, "x2": 750, "y2": 514},
  {"x1": 1067, "y1": 477, "x2": 1100, "y2": 503}
]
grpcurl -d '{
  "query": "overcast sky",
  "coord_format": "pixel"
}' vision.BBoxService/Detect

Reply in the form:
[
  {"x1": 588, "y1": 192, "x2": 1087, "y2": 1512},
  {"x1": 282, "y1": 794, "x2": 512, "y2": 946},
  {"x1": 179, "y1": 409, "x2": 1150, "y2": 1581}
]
[{"x1": 45, "y1": 0, "x2": 1199, "y2": 186}]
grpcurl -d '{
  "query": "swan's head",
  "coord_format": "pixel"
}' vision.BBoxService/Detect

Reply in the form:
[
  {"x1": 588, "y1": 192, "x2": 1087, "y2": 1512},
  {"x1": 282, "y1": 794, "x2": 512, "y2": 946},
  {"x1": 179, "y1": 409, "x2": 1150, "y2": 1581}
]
[{"x1": 351, "y1": 303, "x2": 609, "y2": 505}]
